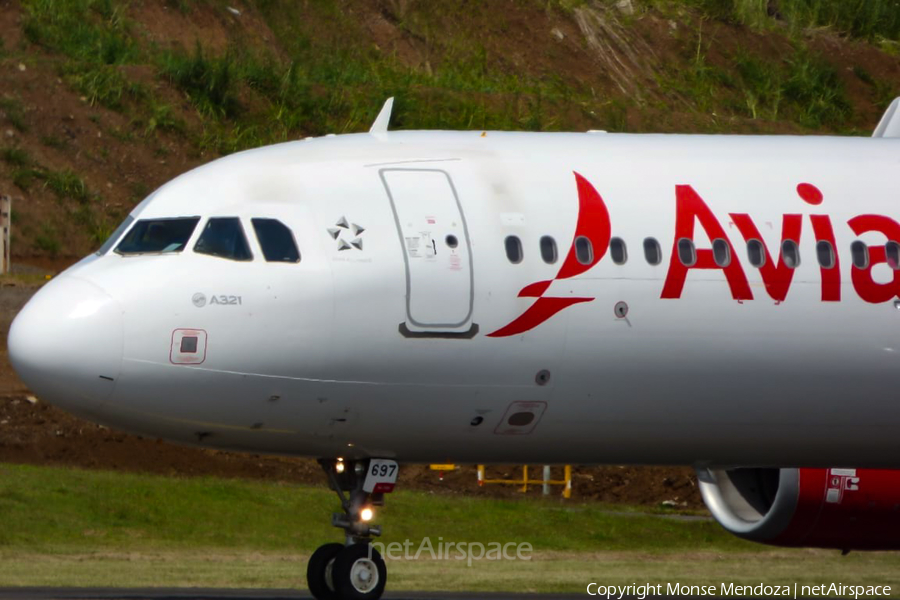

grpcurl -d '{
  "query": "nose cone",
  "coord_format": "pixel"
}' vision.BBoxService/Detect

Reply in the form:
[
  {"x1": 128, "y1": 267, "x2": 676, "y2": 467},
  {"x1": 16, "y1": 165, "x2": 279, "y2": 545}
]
[{"x1": 8, "y1": 276, "x2": 124, "y2": 415}]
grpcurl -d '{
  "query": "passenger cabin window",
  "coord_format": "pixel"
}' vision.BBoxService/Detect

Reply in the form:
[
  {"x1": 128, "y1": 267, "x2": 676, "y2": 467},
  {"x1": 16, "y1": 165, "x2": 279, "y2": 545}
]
[
  {"x1": 782, "y1": 240, "x2": 800, "y2": 269},
  {"x1": 610, "y1": 237, "x2": 627, "y2": 265},
  {"x1": 643, "y1": 237, "x2": 662, "y2": 265},
  {"x1": 252, "y1": 218, "x2": 300, "y2": 263},
  {"x1": 115, "y1": 217, "x2": 200, "y2": 255},
  {"x1": 677, "y1": 238, "x2": 696, "y2": 267},
  {"x1": 851, "y1": 240, "x2": 869, "y2": 269},
  {"x1": 540, "y1": 236, "x2": 557, "y2": 264},
  {"x1": 194, "y1": 217, "x2": 253, "y2": 261},
  {"x1": 574, "y1": 236, "x2": 593, "y2": 265},
  {"x1": 505, "y1": 236, "x2": 523, "y2": 264},
  {"x1": 97, "y1": 215, "x2": 135, "y2": 255},
  {"x1": 712, "y1": 238, "x2": 730, "y2": 267},
  {"x1": 747, "y1": 239, "x2": 765, "y2": 268},
  {"x1": 887, "y1": 241, "x2": 900, "y2": 270},
  {"x1": 816, "y1": 241, "x2": 835, "y2": 269}
]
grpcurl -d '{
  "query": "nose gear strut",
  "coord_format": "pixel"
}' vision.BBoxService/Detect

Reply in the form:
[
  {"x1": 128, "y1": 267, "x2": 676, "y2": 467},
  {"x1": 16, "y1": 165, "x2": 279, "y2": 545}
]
[{"x1": 307, "y1": 458, "x2": 398, "y2": 600}]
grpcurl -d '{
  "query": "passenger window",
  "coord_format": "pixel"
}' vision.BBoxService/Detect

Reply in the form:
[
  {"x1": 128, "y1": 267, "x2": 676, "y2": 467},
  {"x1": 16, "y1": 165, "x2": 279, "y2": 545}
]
[
  {"x1": 195, "y1": 217, "x2": 253, "y2": 261},
  {"x1": 643, "y1": 237, "x2": 662, "y2": 266},
  {"x1": 115, "y1": 217, "x2": 200, "y2": 255},
  {"x1": 712, "y1": 238, "x2": 730, "y2": 267},
  {"x1": 782, "y1": 240, "x2": 800, "y2": 269},
  {"x1": 851, "y1": 240, "x2": 869, "y2": 269},
  {"x1": 747, "y1": 239, "x2": 765, "y2": 268},
  {"x1": 886, "y1": 241, "x2": 900, "y2": 270},
  {"x1": 252, "y1": 218, "x2": 300, "y2": 263},
  {"x1": 610, "y1": 237, "x2": 627, "y2": 265},
  {"x1": 505, "y1": 236, "x2": 523, "y2": 264},
  {"x1": 540, "y1": 236, "x2": 557, "y2": 264},
  {"x1": 816, "y1": 241, "x2": 835, "y2": 269},
  {"x1": 574, "y1": 236, "x2": 593, "y2": 265},
  {"x1": 677, "y1": 238, "x2": 696, "y2": 267}
]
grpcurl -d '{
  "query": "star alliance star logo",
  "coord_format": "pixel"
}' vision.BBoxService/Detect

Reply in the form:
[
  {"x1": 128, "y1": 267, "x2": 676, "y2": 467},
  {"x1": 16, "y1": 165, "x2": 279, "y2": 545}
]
[{"x1": 327, "y1": 216, "x2": 365, "y2": 251}]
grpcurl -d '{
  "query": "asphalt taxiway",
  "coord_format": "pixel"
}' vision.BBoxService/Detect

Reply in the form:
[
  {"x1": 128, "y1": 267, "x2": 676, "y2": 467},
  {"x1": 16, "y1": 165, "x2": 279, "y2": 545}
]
[{"x1": 0, "y1": 591, "x2": 590, "y2": 600}]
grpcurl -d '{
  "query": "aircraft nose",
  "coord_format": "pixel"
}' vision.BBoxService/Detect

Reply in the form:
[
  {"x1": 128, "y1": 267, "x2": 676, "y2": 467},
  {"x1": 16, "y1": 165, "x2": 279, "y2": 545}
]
[{"x1": 8, "y1": 276, "x2": 124, "y2": 415}]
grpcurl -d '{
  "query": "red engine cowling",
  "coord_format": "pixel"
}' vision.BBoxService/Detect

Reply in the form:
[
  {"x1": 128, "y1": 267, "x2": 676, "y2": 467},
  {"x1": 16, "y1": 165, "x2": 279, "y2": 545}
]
[{"x1": 697, "y1": 467, "x2": 900, "y2": 551}]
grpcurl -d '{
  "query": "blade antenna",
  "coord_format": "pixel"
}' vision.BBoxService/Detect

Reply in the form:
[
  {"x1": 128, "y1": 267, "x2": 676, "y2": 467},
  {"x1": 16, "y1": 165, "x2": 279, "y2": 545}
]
[
  {"x1": 369, "y1": 97, "x2": 394, "y2": 135},
  {"x1": 873, "y1": 97, "x2": 900, "y2": 138}
]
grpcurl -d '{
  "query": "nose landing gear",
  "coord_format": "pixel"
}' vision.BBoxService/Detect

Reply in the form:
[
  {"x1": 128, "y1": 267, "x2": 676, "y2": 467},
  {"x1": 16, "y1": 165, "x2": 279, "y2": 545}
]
[{"x1": 307, "y1": 458, "x2": 398, "y2": 600}]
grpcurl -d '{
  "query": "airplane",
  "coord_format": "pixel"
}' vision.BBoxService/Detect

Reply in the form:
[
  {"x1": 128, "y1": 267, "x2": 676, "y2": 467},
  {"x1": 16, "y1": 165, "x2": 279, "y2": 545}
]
[{"x1": 8, "y1": 96, "x2": 900, "y2": 600}]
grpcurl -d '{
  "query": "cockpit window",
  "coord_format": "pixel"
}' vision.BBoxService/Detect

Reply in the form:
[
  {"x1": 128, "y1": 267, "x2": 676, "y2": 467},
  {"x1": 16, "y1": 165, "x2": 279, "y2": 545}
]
[
  {"x1": 194, "y1": 217, "x2": 253, "y2": 261},
  {"x1": 97, "y1": 215, "x2": 135, "y2": 255},
  {"x1": 252, "y1": 218, "x2": 300, "y2": 263},
  {"x1": 115, "y1": 217, "x2": 200, "y2": 255}
]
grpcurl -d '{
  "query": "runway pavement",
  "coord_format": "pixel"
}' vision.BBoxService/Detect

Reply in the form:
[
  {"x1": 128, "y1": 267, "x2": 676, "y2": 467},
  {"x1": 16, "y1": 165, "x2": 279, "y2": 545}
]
[{"x1": 0, "y1": 590, "x2": 590, "y2": 600}]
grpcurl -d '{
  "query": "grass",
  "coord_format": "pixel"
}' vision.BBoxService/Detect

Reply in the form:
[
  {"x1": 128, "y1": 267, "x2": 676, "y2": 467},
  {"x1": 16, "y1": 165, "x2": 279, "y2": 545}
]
[
  {"x1": 161, "y1": 44, "x2": 241, "y2": 119},
  {"x1": 41, "y1": 169, "x2": 91, "y2": 205},
  {"x1": 22, "y1": 0, "x2": 138, "y2": 65},
  {"x1": 679, "y1": 0, "x2": 900, "y2": 40},
  {"x1": 664, "y1": 33, "x2": 852, "y2": 130},
  {"x1": 0, "y1": 464, "x2": 899, "y2": 592},
  {"x1": 0, "y1": 147, "x2": 31, "y2": 167},
  {"x1": 33, "y1": 224, "x2": 61, "y2": 257},
  {"x1": 2, "y1": 549, "x2": 900, "y2": 591},
  {"x1": 0, "y1": 97, "x2": 29, "y2": 133},
  {"x1": 63, "y1": 63, "x2": 144, "y2": 110},
  {"x1": 0, "y1": 463, "x2": 741, "y2": 554}
]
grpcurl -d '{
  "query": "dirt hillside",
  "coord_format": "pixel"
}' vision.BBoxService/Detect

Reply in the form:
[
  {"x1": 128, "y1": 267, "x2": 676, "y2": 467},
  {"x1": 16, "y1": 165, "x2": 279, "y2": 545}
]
[{"x1": 1, "y1": 0, "x2": 899, "y2": 258}]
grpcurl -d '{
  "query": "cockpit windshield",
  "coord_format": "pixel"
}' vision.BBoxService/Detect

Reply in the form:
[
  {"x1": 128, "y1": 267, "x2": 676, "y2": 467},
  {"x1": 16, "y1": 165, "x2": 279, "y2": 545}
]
[
  {"x1": 252, "y1": 218, "x2": 300, "y2": 263},
  {"x1": 115, "y1": 217, "x2": 200, "y2": 255},
  {"x1": 194, "y1": 217, "x2": 253, "y2": 261},
  {"x1": 96, "y1": 215, "x2": 135, "y2": 255}
]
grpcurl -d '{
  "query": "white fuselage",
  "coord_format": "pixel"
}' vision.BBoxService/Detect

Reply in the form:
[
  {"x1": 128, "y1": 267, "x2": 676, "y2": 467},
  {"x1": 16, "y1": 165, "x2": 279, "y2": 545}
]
[{"x1": 9, "y1": 131, "x2": 900, "y2": 468}]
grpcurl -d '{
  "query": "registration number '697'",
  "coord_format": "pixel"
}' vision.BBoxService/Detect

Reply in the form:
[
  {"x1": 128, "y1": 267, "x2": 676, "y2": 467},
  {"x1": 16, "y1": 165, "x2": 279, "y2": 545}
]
[{"x1": 363, "y1": 459, "x2": 399, "y2": 493}]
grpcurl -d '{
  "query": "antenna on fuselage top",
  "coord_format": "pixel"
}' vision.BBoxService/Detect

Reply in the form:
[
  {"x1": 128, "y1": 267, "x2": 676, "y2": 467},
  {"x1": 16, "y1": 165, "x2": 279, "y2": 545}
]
[
  {"x1": 873, "y1": 97, "x2": 900, "y2": 138},
  {"x1": 370, "y1": 97, "x2": 394, "y2": 135}
]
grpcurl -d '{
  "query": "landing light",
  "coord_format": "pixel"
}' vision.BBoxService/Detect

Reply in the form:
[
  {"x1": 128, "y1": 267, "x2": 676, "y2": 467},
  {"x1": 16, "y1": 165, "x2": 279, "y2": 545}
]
[
  {"x1": 335, "y1": 459, "x2": 345, "y2": 474},
  {"x1": 360, "y1": 507, "x2": 374, "y2": 522}
]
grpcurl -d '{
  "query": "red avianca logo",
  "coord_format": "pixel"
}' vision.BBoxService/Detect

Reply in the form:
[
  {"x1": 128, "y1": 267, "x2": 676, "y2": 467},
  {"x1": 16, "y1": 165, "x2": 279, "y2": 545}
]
[{"x1": 488, "y1": 172, "x2": 900, "y2": 338}]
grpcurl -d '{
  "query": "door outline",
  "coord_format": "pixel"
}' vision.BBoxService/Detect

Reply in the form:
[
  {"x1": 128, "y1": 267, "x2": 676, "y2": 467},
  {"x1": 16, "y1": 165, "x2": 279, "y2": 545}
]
[{"x1": 380, "y1": 168, "x2": 475, "y2": 330}]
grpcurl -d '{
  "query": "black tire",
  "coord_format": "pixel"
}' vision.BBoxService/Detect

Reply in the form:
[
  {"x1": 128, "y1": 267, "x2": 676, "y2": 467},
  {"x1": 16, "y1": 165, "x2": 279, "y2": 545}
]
[
  {"x1": 306, "y1": 542, "x2": 344, "y2": 600},
  {"x1": 331, "y1": 542, "x2": 387, "y2": 600}
]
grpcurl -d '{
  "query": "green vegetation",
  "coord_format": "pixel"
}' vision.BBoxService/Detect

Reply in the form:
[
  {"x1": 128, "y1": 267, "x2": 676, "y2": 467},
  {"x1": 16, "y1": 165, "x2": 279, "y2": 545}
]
[
  {"x1": 6, "y1": 0, "x2": 900, "y2": 254},
  {"x1": 729, "y1": 47, "x2": 851, "y2": 126},
  {"x1": 64, "y1": 63, "x2": 144, "y2": 110},
  {"x1": 22, "y1": 0, "x2": 138, "y2": 65},
  {"x1": 0, "y1": 97, "x2": 29, "y2": 133},
  {"x1": 33, "y1": 224, "x2": 61, "y2": 257},
  {"x1": 0, "y1": 146, "x2": 31, "y2": 167},
  {"x1": 684, "y1": 0, "x2": 900, "y2": 40},
  {"x1": 0, "y1": 463, "x2": 742, "y2": 553},
  {"x1": 161, "y1": 44, "x2": 240, "y2": 119},
  {"x1": 42, "y1": 168, "x2": 91, "y2": 204},
  {"x1": 0, "y1": 464, "x2": 899, "y2": 592}
]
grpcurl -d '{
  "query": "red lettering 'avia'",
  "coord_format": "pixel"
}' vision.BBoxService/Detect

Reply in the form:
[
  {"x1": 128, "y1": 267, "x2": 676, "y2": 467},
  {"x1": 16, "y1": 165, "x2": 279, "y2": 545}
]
[
  {"x1": 729, "y1": 213, "x2": 802, "y2": 303},
  {"x1": 487, "y1": 172, "x2": 610, "y2": 337},
  {"x1": 661, "y1": 185, "x2": 752, "y2": 301}
]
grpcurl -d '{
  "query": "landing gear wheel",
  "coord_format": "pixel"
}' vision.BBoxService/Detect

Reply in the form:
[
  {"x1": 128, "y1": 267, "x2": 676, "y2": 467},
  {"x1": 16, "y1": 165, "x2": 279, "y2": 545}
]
[
  {"x1": 332, "y1": 543, "x2": 387, "y2": 600},
  {"x1": 307, "y1": 542, "x2": 344, "y2": 600}
]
